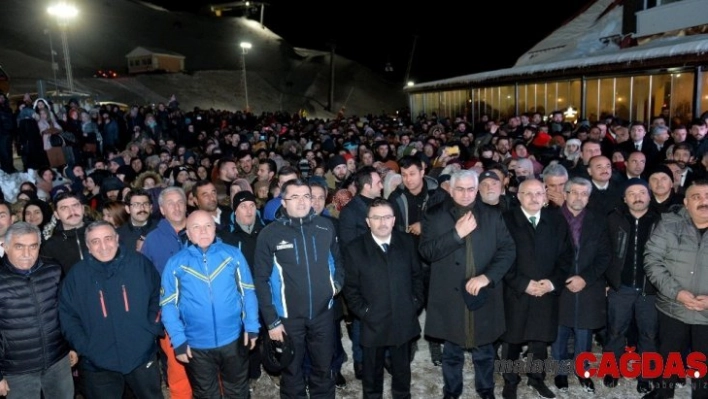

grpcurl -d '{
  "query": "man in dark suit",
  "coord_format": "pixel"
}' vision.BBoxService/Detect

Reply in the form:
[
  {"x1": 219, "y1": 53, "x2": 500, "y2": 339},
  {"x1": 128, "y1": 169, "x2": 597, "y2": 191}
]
[
  {"x1": 643, "y1": 126, "x2": 670, "y2": 171},
  {"x1": 618, "y1": 121, "x2": 652, "y2": 157},
  {"x1": 501, "y1": 179, "x2": 574, "y2": 399},
  {"x1": 587, "y1": 155, "x2": 624, "y2": 216},
  {"x1": 420, "y1": 170, "x2": 516, "y2": 399},
  {"x1": 551, "y1": 177, "x2": 611, "y2": 393},
  {"x1": 343, "y1": 198, "x2": 424, "y2": 399}
]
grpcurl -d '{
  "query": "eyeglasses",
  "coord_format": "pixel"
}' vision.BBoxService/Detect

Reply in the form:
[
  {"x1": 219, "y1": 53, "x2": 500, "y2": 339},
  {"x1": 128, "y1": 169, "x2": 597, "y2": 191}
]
[
  {"x1": 566, "y1": 190, "x2": 590, "y2": 198},
  {"x1": 368, "y1": 215, "x2": 394, "y2": 222},
  {"x1": 130, "y1": 202, "x2": 151, "y2": 208},
  {"x1": 311, "y1": 196, "x2": 326, "y2": 202},
  {"x1": 283, "y1": 195, "x2": 312, "y2": 202},
  {"x1": 518, "y1": 191, "x2": 545, "y2": 198}
]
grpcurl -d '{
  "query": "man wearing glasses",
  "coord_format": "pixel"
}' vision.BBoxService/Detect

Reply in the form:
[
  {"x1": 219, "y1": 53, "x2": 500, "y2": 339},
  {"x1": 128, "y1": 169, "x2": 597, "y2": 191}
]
[
  {"x1": 343, "y1": 198, "x2": 424, "y2": 398},
  {"x1": 254, "y1": 179, "x2": 344, "y2": 398},
  {"x1": 117, "y1": 189, "x2": 157, "y2": 253},
  {"x1": 420, "y1": 170, "x2": 515, "y2": 399},
  {"x1": 500, "y1": 179, "x2": 575, "y2": 399}
]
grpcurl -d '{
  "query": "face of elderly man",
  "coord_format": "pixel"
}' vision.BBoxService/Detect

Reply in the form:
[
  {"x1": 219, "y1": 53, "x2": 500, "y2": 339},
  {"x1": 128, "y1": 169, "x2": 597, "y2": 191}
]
[
  {"x1": 5, "y1": 227, "x2": 41, "y2": 270},
  {"x1": 517, "y1": 179, "x2": 547, "y2": 214},
  {"x1": 186, "y1": 210, "x2": 217, "y2": 250},
  {"x1": 87, "y1": 224, "x2": 120, "y2": 263}
]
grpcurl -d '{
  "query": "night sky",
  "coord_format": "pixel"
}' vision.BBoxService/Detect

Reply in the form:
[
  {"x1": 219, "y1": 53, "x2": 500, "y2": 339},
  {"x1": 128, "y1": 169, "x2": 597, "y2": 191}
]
[{"x1": 148, "y1": 0, "x2": 591, "y2": 84}]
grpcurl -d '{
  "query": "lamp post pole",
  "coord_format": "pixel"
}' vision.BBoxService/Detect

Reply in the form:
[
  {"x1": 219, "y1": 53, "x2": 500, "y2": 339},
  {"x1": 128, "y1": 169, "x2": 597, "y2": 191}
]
[
  {"x1": 44, "y1": 28, "x2": 59, "y2": 93},
  {"x1": 47, "y1": 3, "x2": 78, "y2": 94},
  {"x1": 240, "y1": 42, "x2": 252, "y2": 111}
]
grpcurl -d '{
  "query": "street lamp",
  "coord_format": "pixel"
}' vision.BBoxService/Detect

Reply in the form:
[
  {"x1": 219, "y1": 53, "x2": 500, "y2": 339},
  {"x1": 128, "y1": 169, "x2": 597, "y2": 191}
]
[
  {"x1": 240, "y1": 42, "x2": 252, "y2": 111},
  {"x1": 47, "y1": 2, "x2": 78, "y2": 93}
]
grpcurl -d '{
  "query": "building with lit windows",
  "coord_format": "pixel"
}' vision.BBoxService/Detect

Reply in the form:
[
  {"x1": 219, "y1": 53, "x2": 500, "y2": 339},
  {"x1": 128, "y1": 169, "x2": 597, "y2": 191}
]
[{"x1": 406, "y1": 0, "x2": 708, "y2": 126}]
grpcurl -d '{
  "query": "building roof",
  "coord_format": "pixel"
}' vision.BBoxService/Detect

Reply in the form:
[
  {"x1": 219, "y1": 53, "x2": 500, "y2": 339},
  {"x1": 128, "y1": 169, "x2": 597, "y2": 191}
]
[
  {"x1": 126, "y1": 46, "x2": 185, "y2": 58},
  {"x1": 407, "y1": 0, "x2": 708, "y2": 91}
]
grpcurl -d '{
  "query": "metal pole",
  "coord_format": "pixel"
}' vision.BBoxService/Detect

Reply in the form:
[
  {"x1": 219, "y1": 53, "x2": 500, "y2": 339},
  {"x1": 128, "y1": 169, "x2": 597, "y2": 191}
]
[
  {"x1": 59, "y1": 25, "x2": 74, "y2": 93},
  {"x1": 242, "y1": 52, "x2": 249, "y2": 111},
  {"x1": 45, "y1": 28, "x2": 59, "y2": 93},
  {"x1": 260, "y1": 4, "x2": 265, "y2": 28},
  {"x1": 404, "y1": 35, "x2": 418, "y2": 87},
  {"x1": 328, "y1": 42, "x2": 335, "y2": 112}
]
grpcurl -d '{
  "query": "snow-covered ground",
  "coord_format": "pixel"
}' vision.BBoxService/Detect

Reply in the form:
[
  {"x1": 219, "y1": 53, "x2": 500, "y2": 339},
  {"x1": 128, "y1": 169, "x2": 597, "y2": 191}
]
[{"x1": 247, "y1": 312, "x2": 695, "y2": 399}]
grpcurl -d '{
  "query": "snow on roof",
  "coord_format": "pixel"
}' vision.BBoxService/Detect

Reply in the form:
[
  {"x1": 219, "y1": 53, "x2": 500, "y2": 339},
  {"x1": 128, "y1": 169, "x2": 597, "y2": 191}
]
[
  {"x1": 126, "y1": 46, "x2": 185, "y2": 58},
  {"x1": 408, "y1": 0, "x2": 708, "y2": 91}
]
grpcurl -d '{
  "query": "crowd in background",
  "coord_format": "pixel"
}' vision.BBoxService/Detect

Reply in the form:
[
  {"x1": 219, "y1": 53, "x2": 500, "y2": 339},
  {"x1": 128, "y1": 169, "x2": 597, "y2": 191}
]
[{"x1": 0, "y1": 90, "x2": 708, "y2": 399}]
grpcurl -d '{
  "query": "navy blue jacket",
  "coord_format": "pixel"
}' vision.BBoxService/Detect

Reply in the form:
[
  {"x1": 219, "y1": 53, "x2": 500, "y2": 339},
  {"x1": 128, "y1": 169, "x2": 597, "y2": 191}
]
[
  {"x1": 254, "y1": 210, "x2": 344, "y2": 329},
  {"x1": 59, "y1": 250, "x2": 162, "y2": 374}
]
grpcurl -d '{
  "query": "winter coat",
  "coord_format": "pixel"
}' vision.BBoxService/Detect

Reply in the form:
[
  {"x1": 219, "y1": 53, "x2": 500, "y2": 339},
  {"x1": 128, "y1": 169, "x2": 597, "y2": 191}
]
[
  {"x1": 343, "y1": 231, "x2": 424, "y2": 347},
  {"x1": 161, "y1": 241, "x2": 260, "y2": 352},
  {"x1": 254, "y1": 210, "x2": 344, "y2": 329},
  {"x1": 558, "y1": 208, "x2": 611, "y2": 330},
  {"x1": 420, "y1": 198, "x2": 515, "y2": 348},
  {"x1": 644, "y1": 208, "x2": 708, "y2": 325},
  {"x1": 141, "y1": 218, "x2": 188, "y2": 275},
  {"x1": 0, "y1": 256, "x2": 69, "y2": 378},
  {"x1": 606, "y1": 206, "x2": 661, "y2": 295},
  {"x1": 502, "y1": 207, "x2": 574, "y2": 343},
  {"x1": 58, "y1": 250, "x2": 162, "y2": 373},
  {"x1": 40, "y1": 223, "x2": 89, "y2": 274},
  {"x1": 338, "y1": 195, "x2": 374, "y2": 245},
  {"x1": 116, "y1": 217, "x2": 158, "y2": 254},
  {"x1": 388, "y1": 176, "x2": 445, "y2": 234}
]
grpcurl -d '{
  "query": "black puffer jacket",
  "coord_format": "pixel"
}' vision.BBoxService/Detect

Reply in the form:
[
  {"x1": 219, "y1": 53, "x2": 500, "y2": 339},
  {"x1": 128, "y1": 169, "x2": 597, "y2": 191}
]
[
  {"x1": 40, "y1": 223, "x2": 89, "y2": 274},
  {"x1": 0, "y1": 256, "x2": 69, "y2": 378}
]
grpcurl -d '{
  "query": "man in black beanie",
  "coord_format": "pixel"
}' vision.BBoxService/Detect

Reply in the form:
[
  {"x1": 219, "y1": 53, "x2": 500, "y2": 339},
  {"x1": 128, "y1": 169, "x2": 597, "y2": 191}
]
[
  {"x1": 325, "y1": 154, "x2": 350, "y2": 192},
  {"x1": 648, "y1": 164, "x2": 683, "y2": 213}
]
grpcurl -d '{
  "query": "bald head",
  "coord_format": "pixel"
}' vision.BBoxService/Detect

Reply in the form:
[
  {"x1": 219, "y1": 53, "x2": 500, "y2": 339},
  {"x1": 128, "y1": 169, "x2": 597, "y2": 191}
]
[{"x1": 186, "y1": 210, "x2": 216, "y2": 250}]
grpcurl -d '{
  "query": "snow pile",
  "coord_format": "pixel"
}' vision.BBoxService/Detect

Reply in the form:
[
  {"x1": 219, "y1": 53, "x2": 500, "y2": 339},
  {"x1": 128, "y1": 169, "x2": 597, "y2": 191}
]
[{"x1": 0, "y1": 169, "x2": 37, "y2": 203}]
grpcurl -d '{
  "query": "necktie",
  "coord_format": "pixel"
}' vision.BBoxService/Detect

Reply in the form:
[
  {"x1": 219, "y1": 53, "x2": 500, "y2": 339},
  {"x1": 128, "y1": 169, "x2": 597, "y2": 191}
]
[
  {"x1": 636, "y1": 143, "x2": 640, "y2": 150},
  {"x1": 382, "y1": 243, "x2": 389, "y2": 253},
  {"x1": 529, "y1": 216, "x2": 537, "y2": 229}
]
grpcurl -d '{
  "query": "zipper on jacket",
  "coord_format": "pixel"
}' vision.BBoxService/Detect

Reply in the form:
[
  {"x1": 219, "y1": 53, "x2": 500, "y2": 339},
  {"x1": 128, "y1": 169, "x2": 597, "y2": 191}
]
[
  {"x1": 99, "y1": 290, "x2": 108, "y2": 318},
  {"x1": 76, "y1": 232, "x2": 84, "y2": 261},
  {"x1": 204, "y1": 252, "x2": 219, "y2": 347},
  {"x1": 300, "y1": 224, "x2": 313, "y2": 319},
  {"x1": 632, "y1": 218, "x2": 639, "y2": 288},
  {"x1": 29, "y1": 277, "x2": 49, "y2": 370},
  {"x1": 122, "y1": 285, "x2": 130, "y2": 312}
]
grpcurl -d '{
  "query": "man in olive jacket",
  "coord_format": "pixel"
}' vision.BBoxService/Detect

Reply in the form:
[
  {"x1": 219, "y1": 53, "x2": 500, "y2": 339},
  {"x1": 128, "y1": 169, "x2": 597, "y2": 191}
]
[
  {"x1": 643, "y1": 181, "x2": 708, "y2": 399},
  {"x1": 420, "y1": 170, "x2": 515, "y2": 399}
]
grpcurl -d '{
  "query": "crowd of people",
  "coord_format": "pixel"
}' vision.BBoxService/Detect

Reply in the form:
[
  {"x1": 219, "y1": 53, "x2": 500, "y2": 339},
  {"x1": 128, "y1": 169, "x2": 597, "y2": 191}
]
[{"x1": 0, "y1": 91, "x2": 707, "y2": 399}]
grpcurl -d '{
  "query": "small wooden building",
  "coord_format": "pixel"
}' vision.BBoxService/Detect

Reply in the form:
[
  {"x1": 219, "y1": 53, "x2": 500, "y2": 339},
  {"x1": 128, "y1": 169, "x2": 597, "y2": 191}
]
[{"x1": 125, "y1": 47, "x2": 185, "y2": 74}]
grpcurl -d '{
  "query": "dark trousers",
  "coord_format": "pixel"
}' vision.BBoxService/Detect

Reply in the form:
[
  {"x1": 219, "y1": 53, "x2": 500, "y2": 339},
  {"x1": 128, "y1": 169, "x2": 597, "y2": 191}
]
[
  {"x1": 362, "y1": 342, "x2": 411, "y2": 399},
  {"x1": 605, "y1": 287, "x2": 658, "y2": 382},
  {"x1": 550, "y1": 325, "x2": 593, "y2": 376},
  {"x1": 81, "y1": 354, "x2": 162, "y2": 399},
  {"x1": 502, "y1": 341, "x2": 549, "y2": 383},
  {"x1": 654, "y1": 311, "x2": 708, "y2": 398},
  {"x1": 185, "y1": 338, "x2": 249, "y2": 399},
  {"x1": 248, "y1": 329, "x2": 264, "y2": 380},
  {"x1": 303, "y1": 317, "x2": 346, "y2": 379},
  {"x1": 281, "y1": 309, "x2": 335, "y2": 399},
  {"x1": 442, "y1": 341, "x2": 495, "y2": 398}
]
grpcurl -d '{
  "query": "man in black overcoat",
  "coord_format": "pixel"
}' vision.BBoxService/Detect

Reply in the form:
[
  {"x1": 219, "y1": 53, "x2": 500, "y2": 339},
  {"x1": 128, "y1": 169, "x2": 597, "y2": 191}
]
[
  {"x1": 420, "y1": 170, "x2": 516, "y2": 399},
  {"x1": 343, "y1": 198, "x2": 424, "y2": 399},
  {"x1": 501, "y1": 179, "x2": 574, "y2": 399}
]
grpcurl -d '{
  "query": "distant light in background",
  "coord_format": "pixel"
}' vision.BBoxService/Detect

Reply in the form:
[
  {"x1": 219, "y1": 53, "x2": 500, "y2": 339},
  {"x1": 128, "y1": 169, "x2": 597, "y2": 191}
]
[
  {"x1": 407, "y1": 81, "x2": 414, "y2": 87},
  {"x1": 48, "y1": 2, "x2": 79, "y2": 93}
]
